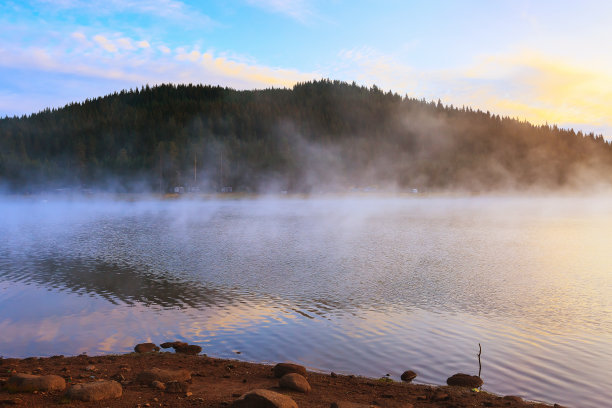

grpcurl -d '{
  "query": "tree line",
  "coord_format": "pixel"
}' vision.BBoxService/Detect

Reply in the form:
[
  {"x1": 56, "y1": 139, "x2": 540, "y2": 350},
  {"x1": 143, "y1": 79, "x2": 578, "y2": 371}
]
[{"x1": 1, "y1": 79, "x2": 610, "y2": 193}]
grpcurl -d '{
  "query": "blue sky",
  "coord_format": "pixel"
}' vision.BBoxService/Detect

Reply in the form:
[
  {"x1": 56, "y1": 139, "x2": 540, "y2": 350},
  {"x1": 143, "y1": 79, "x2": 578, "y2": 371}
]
[{"x1": 1, "y1": 0, "x2": 611, "y2": 138}]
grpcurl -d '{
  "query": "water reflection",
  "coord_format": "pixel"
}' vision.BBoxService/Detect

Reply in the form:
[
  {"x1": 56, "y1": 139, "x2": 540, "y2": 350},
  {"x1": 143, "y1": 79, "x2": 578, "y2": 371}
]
[
  {"x1": 1, "y1": 196, "x2": 611, "y2": 407},
  {"x1": 1, "y1": 255, "x2": 229, "y2": 308}
]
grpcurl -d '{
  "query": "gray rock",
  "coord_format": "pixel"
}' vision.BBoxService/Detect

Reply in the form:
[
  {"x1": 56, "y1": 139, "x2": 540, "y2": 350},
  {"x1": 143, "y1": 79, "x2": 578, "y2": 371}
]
[
  {"x1": 273, "y1": 363, "x2": 306, "y2": 378},
  {"x1": 136, "y1": 368, "x2": 192, "y2": 384},
  {"x1": 446, "y1": 373, "x2": 483, "y2": 388},
  {"x1": 4, "y1": 373, "x2": 66, "y2": 392},
  {"x1": 279, "y1": 373, "x2": 311, "y2": 393},
  {"x1": 231, "y1": 389, "x2": 298, "y2": 408},
  {"x1": 66, "y1": 380, "x2": 122, "y2": 401}
]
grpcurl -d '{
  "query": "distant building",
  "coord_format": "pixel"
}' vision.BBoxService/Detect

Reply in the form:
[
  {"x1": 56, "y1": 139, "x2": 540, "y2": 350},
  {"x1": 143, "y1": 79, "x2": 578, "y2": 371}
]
[
  {"x1": 174, "y1": 186, "x2": 185, "y2": 194},
  {"x1": 221, "y1": 186, "x2": 232, "y2": 193}
]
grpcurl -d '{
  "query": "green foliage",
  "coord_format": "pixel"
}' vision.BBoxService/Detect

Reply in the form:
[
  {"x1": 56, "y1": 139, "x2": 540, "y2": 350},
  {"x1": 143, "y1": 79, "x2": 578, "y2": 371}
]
[{"x1": 1, "y1": 79, "x2": 611, "y2": 193}]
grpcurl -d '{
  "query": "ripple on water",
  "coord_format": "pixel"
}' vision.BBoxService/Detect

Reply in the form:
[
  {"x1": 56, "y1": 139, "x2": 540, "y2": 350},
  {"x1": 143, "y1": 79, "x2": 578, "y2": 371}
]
[{"x1": 1, "y1": 197, "x2": 611, "y2": 408}]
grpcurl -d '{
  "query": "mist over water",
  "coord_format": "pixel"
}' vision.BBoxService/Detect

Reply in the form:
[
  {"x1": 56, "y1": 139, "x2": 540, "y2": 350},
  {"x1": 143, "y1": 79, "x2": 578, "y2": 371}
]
[{"x1": 1, "y1": 195, "x2": 611, "y2": 407}]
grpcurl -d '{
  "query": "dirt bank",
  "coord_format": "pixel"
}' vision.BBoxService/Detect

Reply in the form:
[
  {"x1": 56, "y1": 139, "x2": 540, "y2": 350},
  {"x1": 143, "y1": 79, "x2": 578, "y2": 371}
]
[{"x1": 0, "y1": 351, "x2": 565, "y2": 407}]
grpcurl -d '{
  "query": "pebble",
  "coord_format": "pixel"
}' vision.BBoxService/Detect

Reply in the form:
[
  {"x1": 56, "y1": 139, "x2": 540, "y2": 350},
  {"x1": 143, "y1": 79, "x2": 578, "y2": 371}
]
[
  {"x1": 151, "y1": 380, "x2": 166, "y2": 390},
  {"x1": 66, "y1": 380, "x2": 122, "y2": 402},
  {"x1": 279, "y1": 373, "x2": 311, "y2": 393},
  {"x1": 231, "y1": 389, "x2": 298, "y2": 408},
  {"x1": 400, "y1": 370, "x2": 417, "y2": 382},
  {"x1": 4, "y1": 373, "x2": 66, "y2": 392}
]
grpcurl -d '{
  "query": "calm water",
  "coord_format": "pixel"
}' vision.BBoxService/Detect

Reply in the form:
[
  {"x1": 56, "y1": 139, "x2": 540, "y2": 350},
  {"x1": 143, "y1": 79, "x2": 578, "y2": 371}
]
[{"x1": 1, "y1": 196, "x2": 611, "y2": 407}]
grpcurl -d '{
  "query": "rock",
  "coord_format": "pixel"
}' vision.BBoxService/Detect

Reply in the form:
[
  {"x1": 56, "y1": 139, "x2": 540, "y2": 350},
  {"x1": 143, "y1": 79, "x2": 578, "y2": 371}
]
[
  {"x1": 136, "y1": 368, "x2": 191, "y2": 384},
  {"x1": 4, "y1": 373, "x2": 66, "y2": 392},
  {"x1": 273, "y1": 363, "x2": 306, "y2": 378},
  {"x1": 66, "y1": 380, "x2": 122, "y2": 401},
  {"x1": 330, "y1": 372, "x2": 338, "y2": 378},
  {"x1": 446, "y1": 373, "x2": 483, "y2": 388},
  {"x1": 159, "y1": 341, "x2": 201, "y2": 354},
  {"x1": 165, "y1": 381, "x2": 190, "y2": 393},
  {"x1": 503, "y1": 395, "x2": 523, "y2": 403},
  {"x1": 400, "y1": 370, "x2": 417, "y2": 382},
  {"x1": 174, "y1": 344, "x2": 202, "y2": 355},
  {"x1": 85, "y1": 365, "x2": 97, "y2": 371},
  {"x1": 134, "y1": 343, "x2": 159, "y2": 353},
  {"x1": 231, "y1": 389, "x2": 298, "y2": 408},
  {"x1": 160, "y1": 341, "x2": 187, "y2": 349},
  {"x1": 279, "y1": 373, "x2": 311, "y2": 393},
  {"x1": 151, "y1": 380, "x2": 166, "y2": 390}
]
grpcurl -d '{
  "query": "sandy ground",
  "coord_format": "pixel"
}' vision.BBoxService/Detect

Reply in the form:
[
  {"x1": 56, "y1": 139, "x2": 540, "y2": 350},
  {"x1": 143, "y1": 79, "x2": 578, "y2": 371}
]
[{"x1": 0, "y1": 351, "x2": 564, "y2": 408}]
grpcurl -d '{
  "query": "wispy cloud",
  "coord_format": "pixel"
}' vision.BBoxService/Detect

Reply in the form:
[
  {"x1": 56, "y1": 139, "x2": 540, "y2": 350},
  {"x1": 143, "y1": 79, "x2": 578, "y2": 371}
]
[
  {"x1": 0, "y1": 30, "x2": 318, "y2": 111},
  {"x1": 245, "y1": 0, "x2": 316, "y2": 23},
  {"x1": 35, "y1": 0, "x2": 215, "y2": 26}
]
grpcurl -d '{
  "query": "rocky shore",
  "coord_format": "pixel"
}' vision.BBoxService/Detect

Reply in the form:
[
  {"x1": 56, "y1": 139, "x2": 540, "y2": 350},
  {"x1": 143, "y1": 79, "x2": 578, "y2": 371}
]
[{"x1": 0, "y1": 343, "x2": 566, "y2": 408}]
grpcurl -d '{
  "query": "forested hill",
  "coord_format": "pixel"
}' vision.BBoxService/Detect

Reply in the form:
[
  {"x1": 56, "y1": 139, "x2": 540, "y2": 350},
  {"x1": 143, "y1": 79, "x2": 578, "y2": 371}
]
[{"x1": 1, "y1": 79, "x2": 611, "y2": 193}]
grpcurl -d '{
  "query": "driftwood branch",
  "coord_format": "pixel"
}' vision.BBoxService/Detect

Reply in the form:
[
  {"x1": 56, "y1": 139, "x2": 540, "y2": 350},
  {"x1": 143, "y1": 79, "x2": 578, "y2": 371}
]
[{"x1": 477, "y1": 343, "x2": 482, "y2": 378}]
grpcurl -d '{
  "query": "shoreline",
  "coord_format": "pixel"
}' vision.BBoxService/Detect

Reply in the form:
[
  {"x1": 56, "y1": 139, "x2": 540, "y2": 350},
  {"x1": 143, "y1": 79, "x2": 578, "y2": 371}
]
[{"x1": 0, "y1": 348, "x2": 566, "y2": 408}]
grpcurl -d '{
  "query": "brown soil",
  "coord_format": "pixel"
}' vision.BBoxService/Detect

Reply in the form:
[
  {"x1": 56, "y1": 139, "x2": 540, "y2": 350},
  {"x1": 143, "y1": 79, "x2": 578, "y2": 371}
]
[{"x1": 0, "y1": 352, "x2": 563, "y2": 408}]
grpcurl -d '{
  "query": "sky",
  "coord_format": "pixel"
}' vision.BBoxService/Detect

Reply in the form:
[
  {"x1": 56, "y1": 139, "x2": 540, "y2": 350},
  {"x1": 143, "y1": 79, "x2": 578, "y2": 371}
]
[{"x1": 1, "y1": 0, "x2": 611, "y2": 138}]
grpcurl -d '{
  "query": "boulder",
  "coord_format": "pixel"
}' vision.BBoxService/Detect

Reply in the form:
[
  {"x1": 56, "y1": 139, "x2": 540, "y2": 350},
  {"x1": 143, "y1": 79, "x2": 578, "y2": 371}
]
[
  {"x1": 273, "y1": 363, "x2": 306, "y2": 378},
  {"x1": 160, "y1": 341, "x2": 187, "y2": 349},
  {"x1": 134, "y1": 343, "x2": 159, "y2": 353},
  {"x1": 136, "y1": 368, "x2": 191, "y2": 384},
  {"x1": 4, "y1": 373, "x2": 66, "y2": 392},
  {"x1": 174, "y1": 344, "x2": 202, "y2": 355},
  {"x1": 231, "y1": 389, "x2": 298, "y2": 408},
  {"x1": 165, "y1": 381, "x2": 190, "y2": 393},
  {"x1": 66, "y1": 380, "x2": 122, "y2": 401},
  {"x1": 160, "y1": 341, "x2": 201, "y2": 354},
  {"x1": 400, "y1": 370, "x2": 417, "y2": 382},
  {"x1": 279, "y1": 373, "x2": 311, "y2": 393},
  {"x1": 446, "y1": 373, "x2": 483, "y2": 388}
]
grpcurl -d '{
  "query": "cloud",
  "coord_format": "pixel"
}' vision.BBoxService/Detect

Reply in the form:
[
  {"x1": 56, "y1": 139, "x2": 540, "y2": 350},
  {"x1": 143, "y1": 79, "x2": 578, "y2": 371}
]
[
  {"x1": 332, "y1": 46, "x2": 612, "y2": 138},
  {"x1": 35, "y1": 0, "x2": 216, "y2": 26},
  {"x1": 93, "y1": 35, "x2": 118, "y2": 53},
  {"x1": 461, "y1": 52, "x2": 612, "y2": 129},
  {"x1": 0, "y1": 31, "x2": 319, "y2": 116},
  {"x1": 245, "y1": 0, "x2": 315, "y2": 23}
]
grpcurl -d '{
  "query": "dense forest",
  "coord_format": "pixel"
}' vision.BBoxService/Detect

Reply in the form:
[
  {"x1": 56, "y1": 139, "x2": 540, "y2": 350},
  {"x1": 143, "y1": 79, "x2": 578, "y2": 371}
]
[{"x1": 1, "y1": 79, "x2": 611, "y2": 193}]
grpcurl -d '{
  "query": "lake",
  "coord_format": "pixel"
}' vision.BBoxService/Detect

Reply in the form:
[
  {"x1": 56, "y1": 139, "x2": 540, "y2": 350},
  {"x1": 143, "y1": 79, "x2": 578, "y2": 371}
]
[{"x1": 0, "y1": 195, "x2": 610, "y2": 407}]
